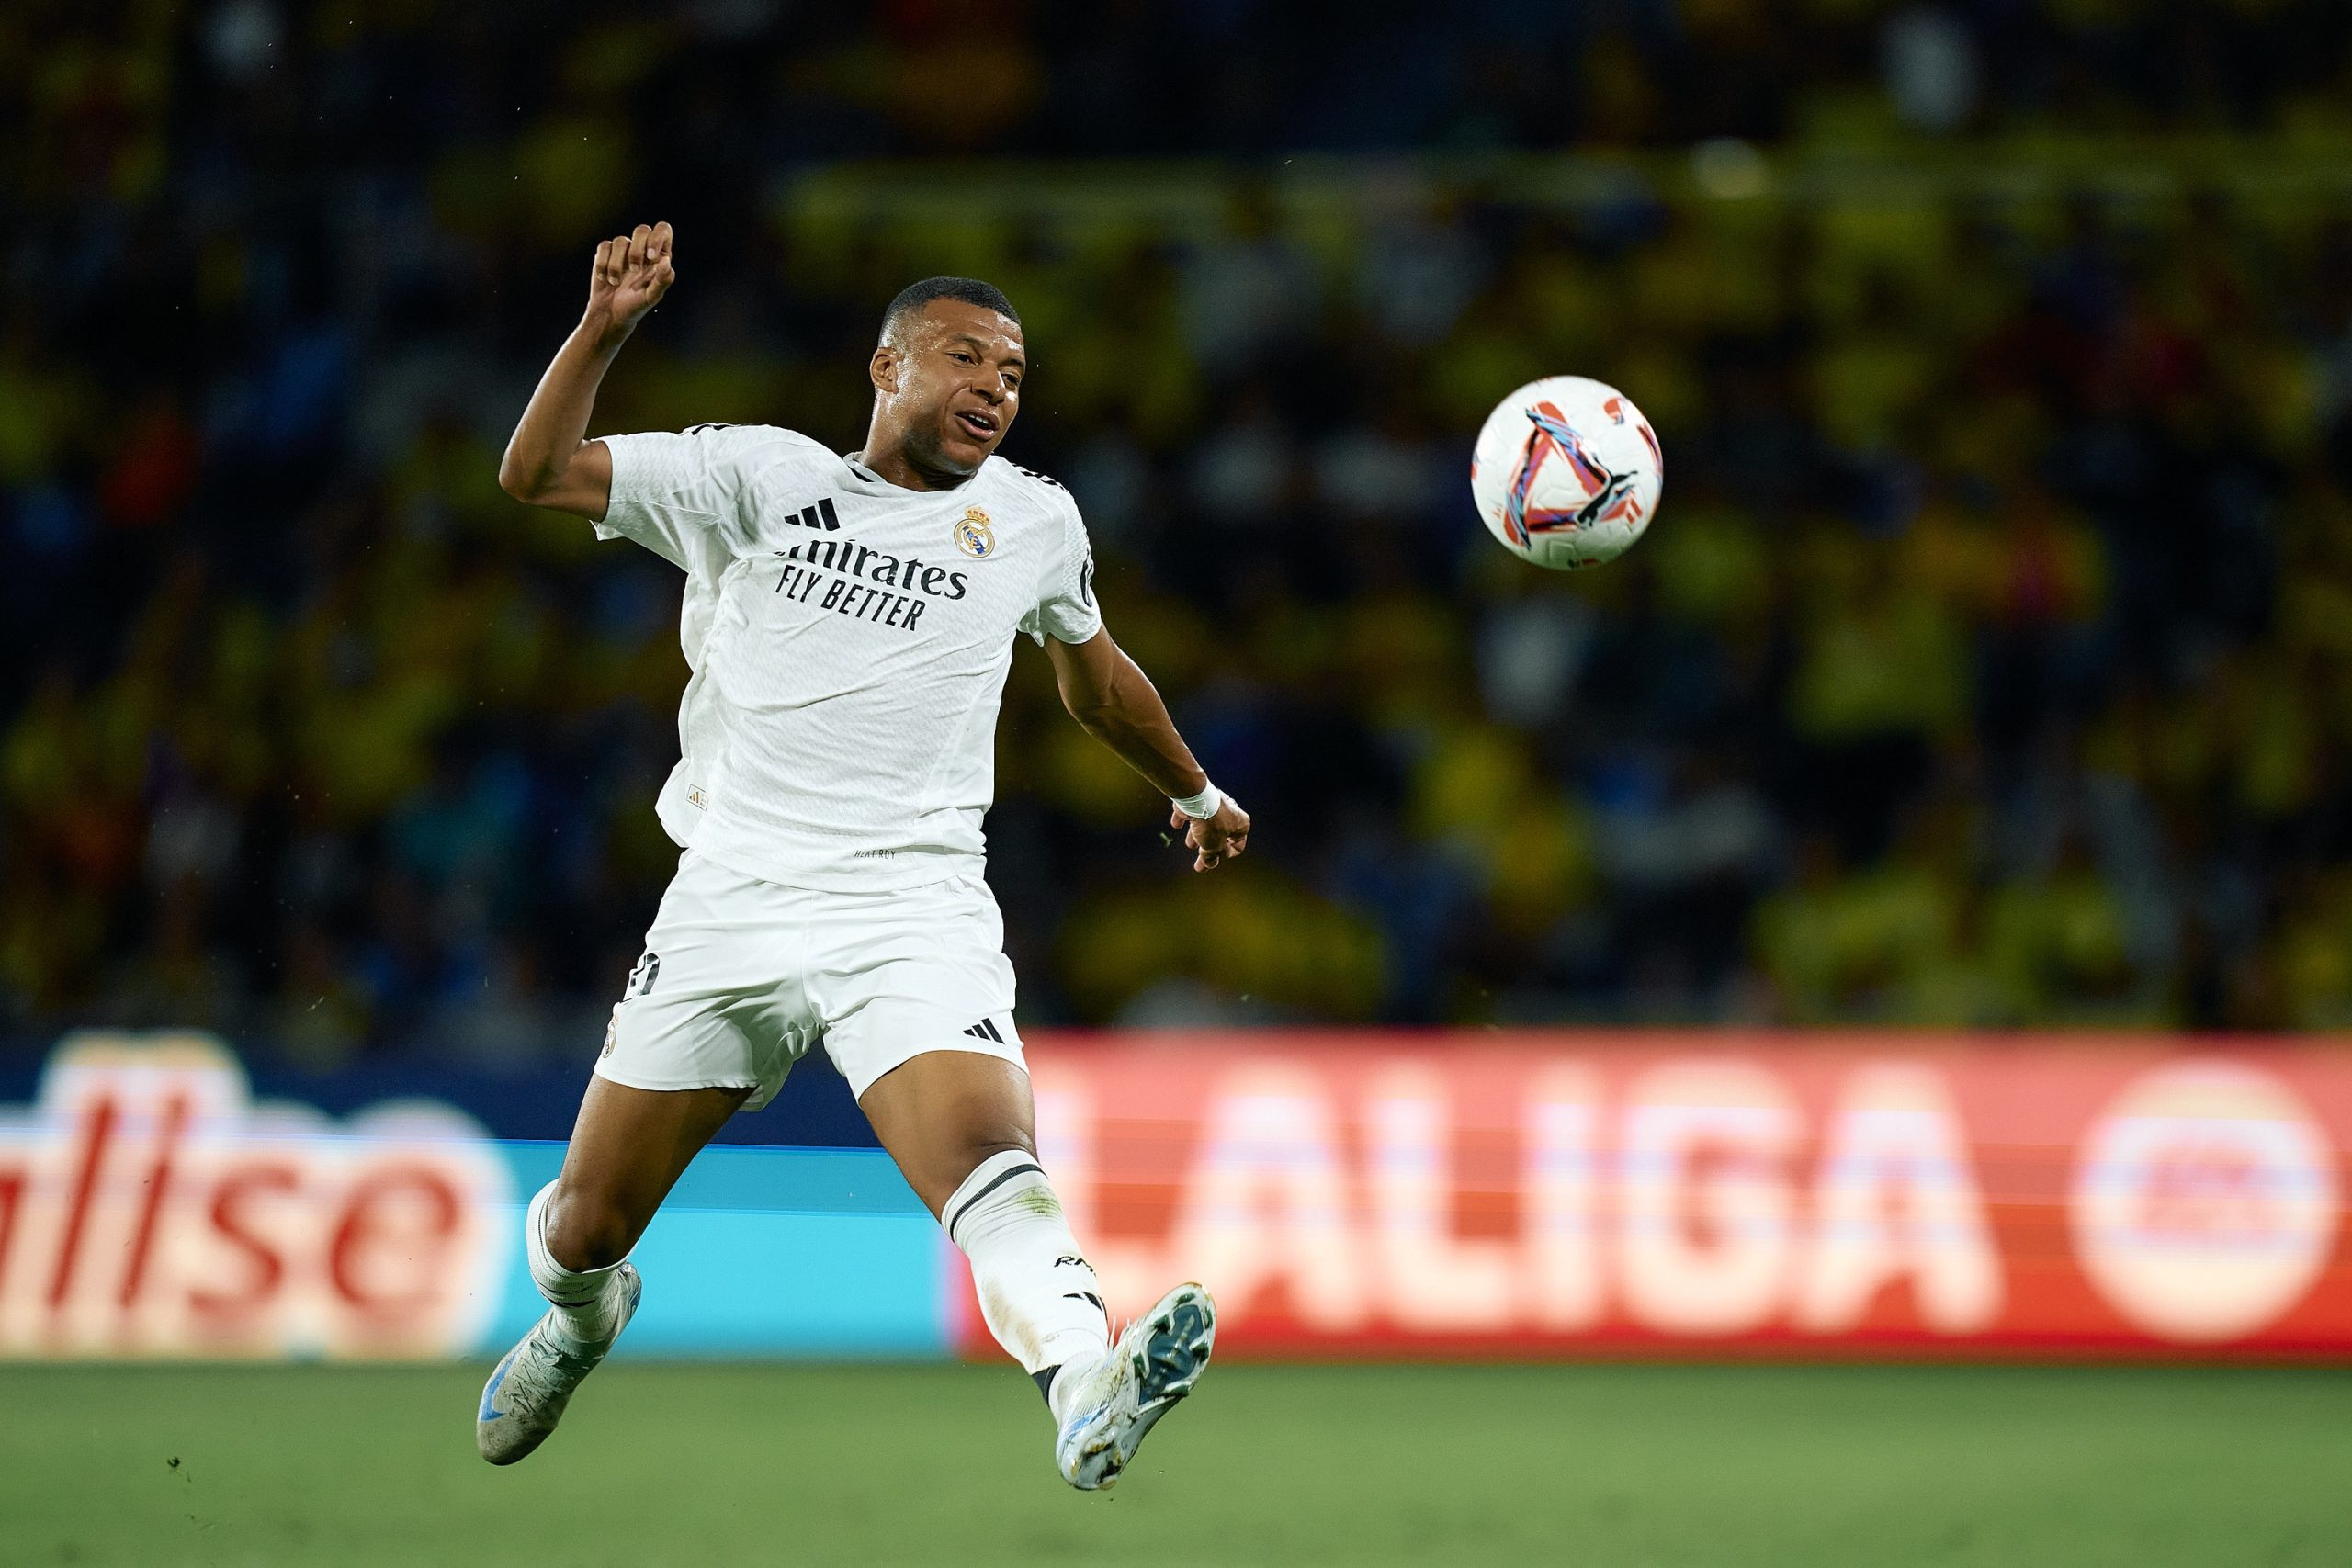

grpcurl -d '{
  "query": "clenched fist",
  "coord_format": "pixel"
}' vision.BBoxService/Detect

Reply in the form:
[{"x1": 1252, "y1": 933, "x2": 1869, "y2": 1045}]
[{"x1": 588, "y1": 222, "x2": 675, "y2": 336}]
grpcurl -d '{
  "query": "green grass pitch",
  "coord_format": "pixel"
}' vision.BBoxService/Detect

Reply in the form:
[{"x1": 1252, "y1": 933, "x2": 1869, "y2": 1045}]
[{"x1": 3, "y1": 1361, "x2": 2346, "y2": 1565}]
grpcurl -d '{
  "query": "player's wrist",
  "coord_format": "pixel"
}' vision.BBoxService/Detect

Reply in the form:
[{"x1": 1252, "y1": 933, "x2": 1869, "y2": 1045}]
[
  {"x1": 581, "y1": 303, "x2": 637, "y2": 351},
  {"x1": 1170, "y1": 781, "x2": 1224, "y2": 820}
]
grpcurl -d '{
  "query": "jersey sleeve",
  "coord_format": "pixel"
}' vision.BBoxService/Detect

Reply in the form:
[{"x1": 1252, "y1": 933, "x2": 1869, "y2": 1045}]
[
  {"x1": 594, "y1": 424, "x2": 768, "y2": 575},
  {"x1": 1020, "y1": 491, "x2": 1103, "y2": 647}
]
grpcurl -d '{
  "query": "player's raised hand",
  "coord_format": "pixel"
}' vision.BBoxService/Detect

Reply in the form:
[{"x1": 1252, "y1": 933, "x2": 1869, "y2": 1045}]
[
  {"x1": 588, "y1": 222, "x2": 675, "y2": 331},
  {"x1": 1172, "y1": 795, "x2": 1251, "y2": 873}
]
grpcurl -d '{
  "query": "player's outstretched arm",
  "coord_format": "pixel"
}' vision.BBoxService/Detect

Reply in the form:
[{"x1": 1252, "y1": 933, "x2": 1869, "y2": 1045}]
[
  {"x1": 498, "y1": 221, "x2": 677, "y2": 519},
  {"x1": 1044, "y1": 628, "x2": 1250, "y2": 872}
]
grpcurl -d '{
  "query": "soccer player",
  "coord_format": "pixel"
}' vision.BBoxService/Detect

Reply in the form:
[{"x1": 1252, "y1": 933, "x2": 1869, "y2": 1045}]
[{"x1": 479, "y1": 222, "x2": 1247, "y2": 1489}]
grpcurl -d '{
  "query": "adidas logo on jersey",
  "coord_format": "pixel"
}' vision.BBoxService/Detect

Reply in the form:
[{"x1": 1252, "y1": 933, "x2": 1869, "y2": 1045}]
[{"x1": 787, "y1": 497, "x2": 841, "y2": 532}]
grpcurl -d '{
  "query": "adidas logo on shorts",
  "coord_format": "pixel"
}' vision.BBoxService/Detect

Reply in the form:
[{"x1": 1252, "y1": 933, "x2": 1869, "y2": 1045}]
[{"x1": 962, "y1": 1016, "x2": 1008, "y2": 1043}]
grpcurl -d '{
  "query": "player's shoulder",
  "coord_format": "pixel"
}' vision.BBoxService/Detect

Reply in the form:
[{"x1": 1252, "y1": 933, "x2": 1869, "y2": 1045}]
[
  {"x1": 979, "y1": 456, "x2": 1081, "y2": 524},
  {"x1": 674, "y1": 423, "x2": 833, "y2": 466}
]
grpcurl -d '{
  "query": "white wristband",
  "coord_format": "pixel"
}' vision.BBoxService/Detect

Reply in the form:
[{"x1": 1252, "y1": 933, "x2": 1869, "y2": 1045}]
[{"x1": 1171, "y1": 783, "x2": 1224, "y2": 820}]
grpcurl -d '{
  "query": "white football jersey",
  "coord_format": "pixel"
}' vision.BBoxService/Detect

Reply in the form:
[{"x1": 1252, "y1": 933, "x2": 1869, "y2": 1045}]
[{"x1": 595, "y1": 423, "x2": 1101, "y2": 891}]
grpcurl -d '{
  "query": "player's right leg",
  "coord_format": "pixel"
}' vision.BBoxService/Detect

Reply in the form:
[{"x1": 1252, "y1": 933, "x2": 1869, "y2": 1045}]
[
  {"x1": 478, "y1": 1077, "x2": 748, "y2": 1464},
  {"x1": 480, "y1": 850, "x2": 809, "y2": 1463}
]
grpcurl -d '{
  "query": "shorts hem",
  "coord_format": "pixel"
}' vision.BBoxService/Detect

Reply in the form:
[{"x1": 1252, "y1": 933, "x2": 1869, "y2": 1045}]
[
  {"x1": 593, "y1": 1059, "x2": 773, "y2": 1110},
  {"x1": 835, "y1": 1036, "x2": 1026, "y2": 1102}
]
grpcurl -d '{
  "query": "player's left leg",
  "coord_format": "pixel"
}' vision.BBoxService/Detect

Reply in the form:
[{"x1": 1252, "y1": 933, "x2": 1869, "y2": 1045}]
[
  {"x1": 858, "y1": 1049, "x2": 1216, "y2": 1491},
  {"x1": 856, "y1": 1049, "x2": 1108, "y2": 1372}
]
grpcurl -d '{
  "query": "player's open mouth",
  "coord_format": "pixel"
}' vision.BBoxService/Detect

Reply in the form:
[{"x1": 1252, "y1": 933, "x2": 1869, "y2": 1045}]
[{"x1": 956, "y1": 411, "x2": 998, "y2": 440}]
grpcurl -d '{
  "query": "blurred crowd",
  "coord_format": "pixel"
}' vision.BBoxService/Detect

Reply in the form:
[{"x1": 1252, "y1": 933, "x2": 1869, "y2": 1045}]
[{"x1": 6, "y1": 2, "x2": 2352, "y2": 1063}]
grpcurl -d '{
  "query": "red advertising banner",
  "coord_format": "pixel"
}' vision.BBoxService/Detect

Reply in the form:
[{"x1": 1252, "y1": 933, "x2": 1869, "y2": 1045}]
[
  {"x1": 960, "y1": 1033, "x2": 2352, "y2": 1359},
  {"x1": 0, "y1": 1032, "x2": 511, "y2": 1359}
]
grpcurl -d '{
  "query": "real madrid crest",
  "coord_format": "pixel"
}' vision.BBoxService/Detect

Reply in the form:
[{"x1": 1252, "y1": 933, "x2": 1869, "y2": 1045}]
[{"x1": 954, "y1": 506, "x2": 995, "y2": 558}]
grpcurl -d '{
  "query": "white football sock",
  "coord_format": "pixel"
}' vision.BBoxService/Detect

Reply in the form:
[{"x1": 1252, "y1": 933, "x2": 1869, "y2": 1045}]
[
  {"x1": 943, "y1": 1151, "x2": 1112, "y2": 1414},
  {"x1": 525, "y1": 1181, "x2": 626, "y2": 1345}
]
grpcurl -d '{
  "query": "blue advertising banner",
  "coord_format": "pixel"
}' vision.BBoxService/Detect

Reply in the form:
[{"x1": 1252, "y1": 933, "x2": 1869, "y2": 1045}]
[{"x1": 482, "y1": 1144, "x2": 950, "y2": 1359}]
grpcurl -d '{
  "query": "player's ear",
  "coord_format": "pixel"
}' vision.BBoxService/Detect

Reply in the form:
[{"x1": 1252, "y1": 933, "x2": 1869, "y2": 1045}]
[{"x1": 869, "y1": 344, "x2": 900, "y2": 397}]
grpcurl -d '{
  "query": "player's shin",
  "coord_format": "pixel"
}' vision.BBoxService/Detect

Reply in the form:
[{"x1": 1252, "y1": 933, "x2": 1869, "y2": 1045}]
[
  {"x1": 526, "y1": 1181, "x2": 630, "y2": 1344},
  {"x1": 942, "y1": 1151, "x2": 1112, "y2": 1415}
]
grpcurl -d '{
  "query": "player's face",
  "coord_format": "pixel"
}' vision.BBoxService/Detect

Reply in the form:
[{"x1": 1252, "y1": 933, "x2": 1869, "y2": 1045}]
[{"x1": 883, "y1": 300, "x2": 1025, "y2": 478}]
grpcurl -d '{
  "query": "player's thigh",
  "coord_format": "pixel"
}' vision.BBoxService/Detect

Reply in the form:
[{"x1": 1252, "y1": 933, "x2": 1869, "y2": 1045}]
[
  {"x1": 857, "y1": 1050, "x2": 1036, "y2": 1218},
  {"x1": 557, "y1": 853, "x2": 812, "y2": 1255},
  {"x1": 551, "y1": 1076, "x2": 752, "y2": 1250},
  {"x1": 826, "y1": 874, "x2": 1035, "y2": 1215}
]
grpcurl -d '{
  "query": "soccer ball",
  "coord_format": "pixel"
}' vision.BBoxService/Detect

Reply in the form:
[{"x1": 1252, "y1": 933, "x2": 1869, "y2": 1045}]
[{"x1": 1470, "y1": 376, "x2": 1662, "y2": 570}]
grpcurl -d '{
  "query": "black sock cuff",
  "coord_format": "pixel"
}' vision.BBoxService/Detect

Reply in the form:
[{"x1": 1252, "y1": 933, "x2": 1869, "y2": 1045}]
[{"x1": 1032, "y1": 1364, "x2": 1062, "y2": 1408}]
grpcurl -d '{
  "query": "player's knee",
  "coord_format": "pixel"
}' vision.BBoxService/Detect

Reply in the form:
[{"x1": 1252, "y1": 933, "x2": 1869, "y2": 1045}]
[
  {"x1": 926, "y1": 1133, "x2": 1038, "y2": 1214},
  {"x1": 960, "y1": 1131, "x2": 1037, "y2": 1182},
  {"x1": 967, "y1": 1131, "x2": 1035, "y2": 1166},
  {"x1": 543, "y1": 1186, "x2": 637, "y2": 1272}
]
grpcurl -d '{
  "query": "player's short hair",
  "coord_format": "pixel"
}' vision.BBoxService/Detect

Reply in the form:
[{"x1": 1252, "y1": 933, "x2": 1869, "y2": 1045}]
[{"x1": 880, "y1": 276, "x2": 1021, "y2": 345}]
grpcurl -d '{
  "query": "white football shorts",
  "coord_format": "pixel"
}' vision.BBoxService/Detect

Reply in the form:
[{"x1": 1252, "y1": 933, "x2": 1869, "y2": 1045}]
[{"x1": 595, "y1": 851, "x2": 1025, "y2": 1107}]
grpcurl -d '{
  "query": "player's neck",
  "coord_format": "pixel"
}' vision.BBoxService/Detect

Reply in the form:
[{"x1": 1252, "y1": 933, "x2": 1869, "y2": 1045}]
[{"x1": 854, "y1": 431, "x2": 974, "y2": 494}]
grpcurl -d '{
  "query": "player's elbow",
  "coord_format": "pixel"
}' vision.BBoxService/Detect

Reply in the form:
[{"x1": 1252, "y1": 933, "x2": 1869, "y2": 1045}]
[
  {"x1": 1049, "y1": 637, "x2": 1136, "y2": 734},
  {"x1": 1059, "y1": 683, "x2": 1121, "y2": 732},
  {"x1": 497, "y1": 452, "x2": 550, "y2": 503}
]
